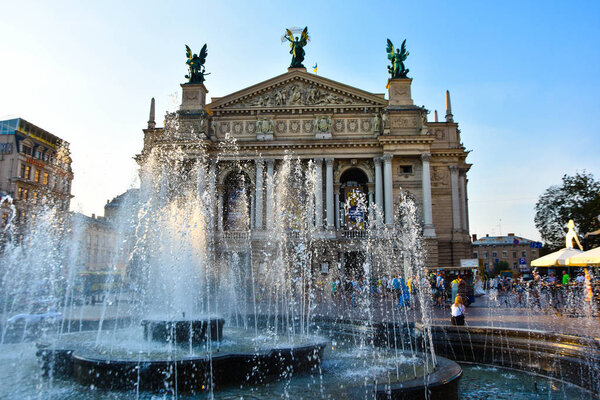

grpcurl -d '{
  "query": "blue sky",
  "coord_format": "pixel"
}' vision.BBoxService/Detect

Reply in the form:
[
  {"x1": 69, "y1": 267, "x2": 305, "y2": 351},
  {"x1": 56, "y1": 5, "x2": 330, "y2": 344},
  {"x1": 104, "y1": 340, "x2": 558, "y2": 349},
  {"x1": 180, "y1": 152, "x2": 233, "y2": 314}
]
[{"x1": 1, "y1": 0, "x2": 599, "y2": 241}]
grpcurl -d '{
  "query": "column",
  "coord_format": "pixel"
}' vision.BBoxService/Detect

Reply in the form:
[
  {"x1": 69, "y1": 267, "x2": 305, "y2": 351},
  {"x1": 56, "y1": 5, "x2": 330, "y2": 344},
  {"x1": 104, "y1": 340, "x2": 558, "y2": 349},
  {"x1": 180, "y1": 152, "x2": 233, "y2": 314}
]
[
  {"x1": 265, "y1": 159, "x2": 275, "y2": 228},
  {"x1": 450, "y1": 166, "x2": 460, "y2": 231},
  {"x1": 383, "y1": 154, "x2": 394, "y2": 225},
  {"x1": 314, "y1": 158, "x2": 323, "y2": 229},
  {"x1": 460, "y1": 172, "x2": 468, "y2": 232},
  {"x1": 325, "y1": 158, "x2": 334, "y2": 229},
  {"x1": 421, "y1": 154, "x2": 436, "y2": 237},
  {"x1": 250, "y1": 190, "x2": 255, "y2": 230},
  {"x1": 374, "y1": 157, "x2": 383, "y2": 226},
  {"x1": 255, "y1": 160, "x2": 264, "y2": 230}
]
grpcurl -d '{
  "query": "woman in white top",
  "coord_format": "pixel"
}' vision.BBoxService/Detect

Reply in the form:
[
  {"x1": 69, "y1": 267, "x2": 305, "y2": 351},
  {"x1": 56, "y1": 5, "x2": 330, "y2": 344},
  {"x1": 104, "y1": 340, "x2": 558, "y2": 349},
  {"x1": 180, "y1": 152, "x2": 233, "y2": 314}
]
[{"x1": 450, "y1": 295, "x2": 465, "y2": 326}]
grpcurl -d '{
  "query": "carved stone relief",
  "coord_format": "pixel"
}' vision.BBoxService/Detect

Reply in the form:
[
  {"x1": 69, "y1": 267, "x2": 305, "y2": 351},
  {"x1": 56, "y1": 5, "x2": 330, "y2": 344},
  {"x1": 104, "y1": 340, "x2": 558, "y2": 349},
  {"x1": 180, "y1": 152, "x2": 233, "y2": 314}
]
[
  {"x1": 255, "y1": 118, "x2": 274, "y2": 135},
  {"x1": 347, "y1": 119, "x2": 358, "y2": 132},
  {"x1": 232, "y1": 121, "x2": 243, "y2": 135},
  {"x1": 431, "y1": 166, "x2": 449, "y2": 187},
  {"x1": 275, "y1": 120, "x2": 287, "y2": 134},
  {"x1": 434, "y1": 128, "x2": 445, "y2": 140},
  {"x1": 333, "y1": 119, "x2": 345, "y2": 133},
  {"x1": 302, "y1": 120, "x2": 313, "y2": 133},
  {"x1": 391, "y1": 117, "x2": 418, "y2": 129},
  {"x1": 289, "y1": 120, "x2": 301, "y2": 134},
  {"x1": 314, "y1": 116, "x2": 332, "y2": 133},
  {"x1": 219, "y1": 122, "x2": 230, "y2": 135},
  {"x1": 232, "y1": 82, "x2": 358, "y2": 108},
  {"x1": 360, "y1": 119, "x2": 372, "y2": 132},
  {"x1": 246, "y1": 121, "x2": 256, "y2": 134}
]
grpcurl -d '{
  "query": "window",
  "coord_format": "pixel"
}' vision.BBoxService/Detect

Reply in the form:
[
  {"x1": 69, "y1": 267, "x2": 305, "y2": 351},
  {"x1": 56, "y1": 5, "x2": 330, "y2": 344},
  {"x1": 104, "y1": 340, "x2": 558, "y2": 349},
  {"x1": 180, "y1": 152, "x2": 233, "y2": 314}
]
[
  {"x1": 52, "y1": 176, "x2": 57, "y2": 188},
  {"x1": 21, "y1": 144, "x2": 32, "y2": 155},
  {"x1": 512, "y1": 251, "x2": 517, "y2": 258},
  {"x1": 502, "y1": 251, "x2": 507, "y2": 258},
  {"x1": 492, "y1": 251, "x2": 498, "y2": 258},
  {"x1": 20, "y1": 164, "x2": 31, "y2": 179},
  {"x1": 483, "y1": 251, "x2": 488, "y2": 259},
  {"x1": 521, "y1": 251, "x2": 526, "y2": 258},
  {"x1": 34, "y1": 169, "x2": 40, "y2": 182},
  {"x1": 399, "y1": 165, "x2": 413, "y2": 174},
  {"x1": 23, "y1": 189, "x2": 28, "y2": 200},
  {"x1": 473, "y1": 251, "x2": 478, "y2": 258},
  {"x1": 32, "y1": 191, "x2": 38, "y2": 204},
  {"x1": 43, "y1": 172, "x2": 49, "y2": 185},
  {"x1": 513, "y1": 263, "x2": 517, "y2": 269},
  {"x1": 35, "y1": 151, "x2": 42, "y2": 159}
]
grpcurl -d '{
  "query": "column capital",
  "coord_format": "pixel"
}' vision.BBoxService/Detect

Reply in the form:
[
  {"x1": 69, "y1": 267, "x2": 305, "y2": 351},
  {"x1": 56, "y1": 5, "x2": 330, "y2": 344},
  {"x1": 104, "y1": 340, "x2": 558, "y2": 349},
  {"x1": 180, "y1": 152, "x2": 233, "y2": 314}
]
[
  {"x1": 325, "y1": 157, "x2": 334, "y2": 166},
  {"x1": 266, "y1": 159, "x2": 275, "y2": 167},
  {"x1": 255, "y1": 159, "x2": 264, "y2": 167},
  {"x1": 449, "y1": 165, "x2": 459, "y2": 172},
  {"x1": 421, "y1": 153, "x2": 431, "y2": 162},
  {"x1": 373, "y1": 156, "x2": 383, "y2": 164},
  {"x1": 314, "y1": 157, "x2": 323, "y2": 165},
  {"x1": 383, "y1": 153, "x2": 393, "y2": 163}
]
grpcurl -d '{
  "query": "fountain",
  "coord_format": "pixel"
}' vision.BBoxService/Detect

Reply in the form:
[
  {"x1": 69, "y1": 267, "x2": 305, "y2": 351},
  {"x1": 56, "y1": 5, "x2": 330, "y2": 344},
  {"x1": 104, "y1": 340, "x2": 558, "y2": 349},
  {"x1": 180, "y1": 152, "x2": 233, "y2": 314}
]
[{"x1": 0, "y1": 98, "x2": 596, "y2": 400}]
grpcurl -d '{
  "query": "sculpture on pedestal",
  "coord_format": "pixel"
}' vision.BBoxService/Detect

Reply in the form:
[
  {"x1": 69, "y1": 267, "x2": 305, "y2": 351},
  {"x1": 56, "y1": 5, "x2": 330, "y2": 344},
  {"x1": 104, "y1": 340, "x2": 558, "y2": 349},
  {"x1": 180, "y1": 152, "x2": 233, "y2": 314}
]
[
  {"x1": 185, "y1": 44, "x2": 209, "y2": 84},
  {"x1": 283, "y1": 27, "x2": 309, "y2": 68},
  {"x1": 386, "y1": 39, "x2": 410, "y2": 79}
]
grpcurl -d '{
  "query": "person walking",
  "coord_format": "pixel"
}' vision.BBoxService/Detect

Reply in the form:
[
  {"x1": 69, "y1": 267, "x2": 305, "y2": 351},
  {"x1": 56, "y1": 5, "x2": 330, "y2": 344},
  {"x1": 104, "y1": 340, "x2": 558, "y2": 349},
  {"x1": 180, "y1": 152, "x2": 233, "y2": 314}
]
[{"x1": 450, "y1": 296, "x2": 466, "y2": 326}]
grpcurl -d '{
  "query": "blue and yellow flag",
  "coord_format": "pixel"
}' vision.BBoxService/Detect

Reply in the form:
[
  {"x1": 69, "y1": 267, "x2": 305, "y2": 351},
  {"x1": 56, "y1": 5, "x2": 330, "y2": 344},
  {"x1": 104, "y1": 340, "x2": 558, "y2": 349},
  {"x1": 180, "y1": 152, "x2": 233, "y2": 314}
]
[{"x1": 312, "y1": 63, "x2": 317, "y2": 74}]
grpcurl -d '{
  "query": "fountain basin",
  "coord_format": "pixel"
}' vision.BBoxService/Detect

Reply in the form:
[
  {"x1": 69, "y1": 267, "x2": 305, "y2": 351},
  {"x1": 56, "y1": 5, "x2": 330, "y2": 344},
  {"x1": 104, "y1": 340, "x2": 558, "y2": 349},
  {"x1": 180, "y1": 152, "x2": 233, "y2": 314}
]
[
  {"x1": 36, "y1": 327, "x2": 327, "y2": 392},
  {"x1": 141, "y1": 317, "x2": 225, "y2": 344}
]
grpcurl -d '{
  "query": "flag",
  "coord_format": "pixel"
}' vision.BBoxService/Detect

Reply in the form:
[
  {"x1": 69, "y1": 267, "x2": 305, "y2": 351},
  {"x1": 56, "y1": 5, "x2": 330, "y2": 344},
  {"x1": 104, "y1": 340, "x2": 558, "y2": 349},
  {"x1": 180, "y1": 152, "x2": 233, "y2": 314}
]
[{"x1": 312, "y1": 63, "x2": 317, "y2": 73}]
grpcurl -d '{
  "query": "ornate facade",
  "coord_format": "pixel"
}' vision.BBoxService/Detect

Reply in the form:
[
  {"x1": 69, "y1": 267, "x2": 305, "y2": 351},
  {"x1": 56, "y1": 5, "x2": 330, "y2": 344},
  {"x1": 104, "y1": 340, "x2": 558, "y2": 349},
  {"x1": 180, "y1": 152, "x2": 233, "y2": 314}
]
[{"x1": 137, "y1": 67, "x2": 472, "y2": 275}]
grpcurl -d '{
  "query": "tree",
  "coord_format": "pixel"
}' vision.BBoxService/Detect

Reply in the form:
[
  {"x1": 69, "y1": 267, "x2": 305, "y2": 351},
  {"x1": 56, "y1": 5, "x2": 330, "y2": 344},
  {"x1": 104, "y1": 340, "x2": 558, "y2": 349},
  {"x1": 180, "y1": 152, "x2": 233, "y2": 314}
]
[
  {"x1": 493, "y1": 261, "x2": 509, "y2": 276},
  {"x1": 534, "y1": 172, "x2": 600, "y2": 251}
]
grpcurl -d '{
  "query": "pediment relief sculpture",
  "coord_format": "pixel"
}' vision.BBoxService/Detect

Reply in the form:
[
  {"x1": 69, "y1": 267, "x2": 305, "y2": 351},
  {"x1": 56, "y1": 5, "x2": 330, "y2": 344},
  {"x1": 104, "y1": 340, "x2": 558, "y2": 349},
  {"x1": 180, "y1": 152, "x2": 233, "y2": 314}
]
[{"x1": 231, "y1": 82, "x2": 359, "y2": 109}]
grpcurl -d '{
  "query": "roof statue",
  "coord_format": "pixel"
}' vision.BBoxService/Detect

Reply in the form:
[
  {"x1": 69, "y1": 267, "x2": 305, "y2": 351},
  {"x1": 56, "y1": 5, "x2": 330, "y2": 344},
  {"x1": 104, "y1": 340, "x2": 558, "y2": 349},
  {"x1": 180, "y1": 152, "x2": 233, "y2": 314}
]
[
  {"x1": 185, "y1": 44, "x2": 209, "y2": 84},
  {"x1": 283, "y1": 27, "x2": 309, "y2": 69},
  {"x1": 386, "y1": 39, "x2": 410, "y2": 79}
]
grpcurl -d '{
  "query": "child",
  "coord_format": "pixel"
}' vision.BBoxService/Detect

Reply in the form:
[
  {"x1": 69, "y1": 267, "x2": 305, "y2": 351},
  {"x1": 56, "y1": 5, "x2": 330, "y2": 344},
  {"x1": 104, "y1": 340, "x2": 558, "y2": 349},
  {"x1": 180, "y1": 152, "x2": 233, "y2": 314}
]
[{"x1": 451, "y1": 296, "x2": 466, "y2": 326}]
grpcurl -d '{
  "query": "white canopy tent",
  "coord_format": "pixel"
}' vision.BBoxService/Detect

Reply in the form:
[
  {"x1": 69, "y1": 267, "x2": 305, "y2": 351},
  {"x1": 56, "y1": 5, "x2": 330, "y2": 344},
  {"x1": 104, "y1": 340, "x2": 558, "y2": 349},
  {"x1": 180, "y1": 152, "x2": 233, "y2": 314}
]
[
  {"x1": 530, "y1": 248, "x2": 583, "y2": 267},
  {"x1": 566, "y1": 247, "x2": 600, "y2": 266}
]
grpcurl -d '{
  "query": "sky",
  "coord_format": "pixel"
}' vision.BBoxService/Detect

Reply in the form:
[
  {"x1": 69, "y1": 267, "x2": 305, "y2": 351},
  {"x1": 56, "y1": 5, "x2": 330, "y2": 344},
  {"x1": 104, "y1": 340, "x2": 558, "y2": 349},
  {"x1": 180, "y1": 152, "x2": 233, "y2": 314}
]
[{"x1": 1, "y1": 0, "x2": 599, "y2": 242}]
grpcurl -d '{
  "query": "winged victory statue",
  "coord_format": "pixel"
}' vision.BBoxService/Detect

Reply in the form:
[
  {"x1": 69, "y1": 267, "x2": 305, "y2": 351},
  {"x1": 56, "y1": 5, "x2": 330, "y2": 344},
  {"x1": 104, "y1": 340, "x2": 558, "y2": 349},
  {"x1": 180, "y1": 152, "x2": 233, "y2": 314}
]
[
  {"x1": 185, "y1": 44, "x2": 209, "y2": 84},
  {"x1": 283, "y1": 27, "x2": 310, "y2": 69},
  {"x1": 386, "y1": 39, "x2": 410, "y2": 79}
]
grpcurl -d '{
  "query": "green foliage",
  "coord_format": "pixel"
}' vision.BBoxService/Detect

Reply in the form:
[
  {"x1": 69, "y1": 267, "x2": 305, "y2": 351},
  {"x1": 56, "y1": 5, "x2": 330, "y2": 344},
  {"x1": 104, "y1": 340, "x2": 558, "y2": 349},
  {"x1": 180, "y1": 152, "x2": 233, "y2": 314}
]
[
  {"x1": 493, "y1": 260, "x2": 509, "y2": 276},
  {"x1": 534, "y1": 172, "x2": 600, "y2": 251}
]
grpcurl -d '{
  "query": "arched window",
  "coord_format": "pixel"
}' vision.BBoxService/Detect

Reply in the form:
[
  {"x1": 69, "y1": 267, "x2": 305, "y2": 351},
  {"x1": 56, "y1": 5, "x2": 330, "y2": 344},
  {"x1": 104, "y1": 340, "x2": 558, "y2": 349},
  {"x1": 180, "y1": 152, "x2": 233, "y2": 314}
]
[
  {"x1": 224, "y1": 171, "x2": 251, "y2": 231},
  {"x1": 339, "y1": 168, "x2": 369, "y2": 229}
]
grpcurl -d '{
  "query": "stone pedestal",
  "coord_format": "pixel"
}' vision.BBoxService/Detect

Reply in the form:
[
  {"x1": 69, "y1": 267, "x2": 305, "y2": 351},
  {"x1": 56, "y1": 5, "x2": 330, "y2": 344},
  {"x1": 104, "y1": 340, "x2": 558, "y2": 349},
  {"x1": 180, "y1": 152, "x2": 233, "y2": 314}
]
[
  {"x1": 180, "y1": 83, "x2": 208, "y2": 111},
  {"x1": 387, "y1": 78, "x2": 413, "y2": 106}
]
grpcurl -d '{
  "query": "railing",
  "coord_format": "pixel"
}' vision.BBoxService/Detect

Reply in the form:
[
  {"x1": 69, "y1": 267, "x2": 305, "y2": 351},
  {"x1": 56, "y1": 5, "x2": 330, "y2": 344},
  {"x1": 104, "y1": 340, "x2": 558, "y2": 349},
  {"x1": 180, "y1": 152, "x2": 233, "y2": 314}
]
[
  {"x1": 339, "y1": 229, "x2": 368, "y2": 239},
  {"x1": 220, "y1": 230, "x2": 251, "y2": 240}
]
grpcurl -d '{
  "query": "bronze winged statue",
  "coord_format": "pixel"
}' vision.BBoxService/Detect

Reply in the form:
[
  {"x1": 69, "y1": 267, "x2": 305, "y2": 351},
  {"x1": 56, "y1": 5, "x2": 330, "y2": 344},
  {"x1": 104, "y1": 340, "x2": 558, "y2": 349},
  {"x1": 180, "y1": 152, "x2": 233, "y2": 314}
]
[
  {"x1": 283, "y1": 27, "x2": 309, "y2": 68},
  {"x1": 386, "y1": 39, "x2": 409, "y2": 79},
  {"x1": 185, "y1": 44, "x2": 209, "y2": 84}
]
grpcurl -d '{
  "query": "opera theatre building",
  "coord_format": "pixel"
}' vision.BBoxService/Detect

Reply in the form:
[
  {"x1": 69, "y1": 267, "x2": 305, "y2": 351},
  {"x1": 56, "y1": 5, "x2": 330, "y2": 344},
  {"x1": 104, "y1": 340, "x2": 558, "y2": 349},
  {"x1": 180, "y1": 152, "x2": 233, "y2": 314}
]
[{"x1": 137, "y1": 62, "x2": 472, "y2": 278}]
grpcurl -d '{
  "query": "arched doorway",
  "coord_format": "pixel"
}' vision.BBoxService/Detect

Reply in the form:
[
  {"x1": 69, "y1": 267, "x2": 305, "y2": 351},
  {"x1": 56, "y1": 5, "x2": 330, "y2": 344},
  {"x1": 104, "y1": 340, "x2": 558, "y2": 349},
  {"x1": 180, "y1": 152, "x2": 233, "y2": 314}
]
[
  {"x1": 223, "y1": 171, "x2": 251, "y2": 231},
  {"x1": 339, "y1": 168, "x2": 369, "y2": 230}
]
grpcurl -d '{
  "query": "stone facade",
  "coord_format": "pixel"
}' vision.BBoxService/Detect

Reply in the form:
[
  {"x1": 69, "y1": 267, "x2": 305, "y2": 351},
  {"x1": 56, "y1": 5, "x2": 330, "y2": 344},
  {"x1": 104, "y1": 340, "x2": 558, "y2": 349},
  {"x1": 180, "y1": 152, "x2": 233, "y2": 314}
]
[
  {"x1": 0, "y1": 118, "x2": 73, "y2": 238},
  {"x1": 137, "y1": 68, "x2": 472, "y2": 274},
  {"x1": 472, "y1": 233, "x2": 542, "y2": 274}
]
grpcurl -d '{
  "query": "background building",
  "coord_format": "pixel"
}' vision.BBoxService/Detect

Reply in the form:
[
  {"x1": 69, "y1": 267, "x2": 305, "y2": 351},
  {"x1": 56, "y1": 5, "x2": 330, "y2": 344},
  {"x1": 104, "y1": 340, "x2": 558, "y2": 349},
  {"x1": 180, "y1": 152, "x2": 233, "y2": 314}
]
[
  {"x1": 472, "y1": 233, "x2": 543, "y2": 275},
  {"x1": 0, "y1": 118, "x2": 73, "y2": 235},
  {"x1": 137, "y1": 65, "x2": 472, "y2": 278}
]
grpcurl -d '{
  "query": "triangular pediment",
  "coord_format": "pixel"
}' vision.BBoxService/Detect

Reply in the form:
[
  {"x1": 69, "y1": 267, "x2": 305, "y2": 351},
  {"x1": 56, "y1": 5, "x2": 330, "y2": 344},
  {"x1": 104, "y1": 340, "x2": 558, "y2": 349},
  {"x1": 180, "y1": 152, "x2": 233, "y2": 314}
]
[{"x1": 207, "y1": 69, "x2": 387, "y2": 112}]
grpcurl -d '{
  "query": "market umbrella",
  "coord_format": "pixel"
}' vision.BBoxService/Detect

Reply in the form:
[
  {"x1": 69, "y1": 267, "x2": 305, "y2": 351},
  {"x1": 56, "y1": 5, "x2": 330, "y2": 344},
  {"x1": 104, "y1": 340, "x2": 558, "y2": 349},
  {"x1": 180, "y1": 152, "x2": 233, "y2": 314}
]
[
  {"x1": 530, "y1": 248, "x2": 583, "y2": 267},
  {"x1": 566, "y1": 247, "x2": 600, "y2": 266}
]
